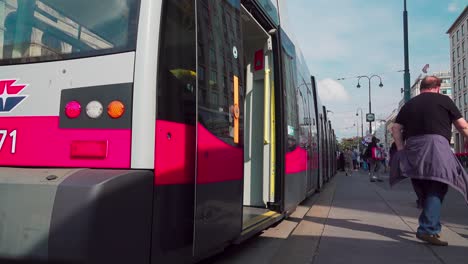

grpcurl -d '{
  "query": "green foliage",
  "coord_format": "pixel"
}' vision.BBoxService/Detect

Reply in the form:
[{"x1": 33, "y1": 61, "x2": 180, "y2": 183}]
[{"x1": 338, "y1": 137, "x2": 361, "y2": 151}]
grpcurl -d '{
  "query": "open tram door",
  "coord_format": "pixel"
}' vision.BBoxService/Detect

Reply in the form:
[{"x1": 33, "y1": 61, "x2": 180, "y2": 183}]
[
  {"x1": 239, "y1": 4, "x2": 280, "y2": 232},
  {"x1": 193, "y1": 0, "x2": 246, "y2": 258},
  {"x1": 193, "y1": 0, "x2": 281, "y2": 256}
]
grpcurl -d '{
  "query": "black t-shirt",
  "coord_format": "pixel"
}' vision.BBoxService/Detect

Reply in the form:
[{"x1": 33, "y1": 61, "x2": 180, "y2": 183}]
[{"x1": 395, "y1": 93, "x2": 462, "y2": 141}]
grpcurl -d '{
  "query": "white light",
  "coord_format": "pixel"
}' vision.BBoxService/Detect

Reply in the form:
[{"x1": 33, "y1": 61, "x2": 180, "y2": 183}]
[{"x1": 86, "y1": 101, "x2": 103, "y2": 119}]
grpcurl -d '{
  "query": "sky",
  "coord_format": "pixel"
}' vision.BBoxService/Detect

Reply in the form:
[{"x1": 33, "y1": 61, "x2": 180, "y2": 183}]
[{"x1": 281, "y1": 0, "x2": 466, "y2": 139}]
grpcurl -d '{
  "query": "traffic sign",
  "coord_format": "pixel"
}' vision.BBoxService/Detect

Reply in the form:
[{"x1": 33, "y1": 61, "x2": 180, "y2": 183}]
[{"x1": 366, "y1": 113, "x2": 375, "y2": 122}]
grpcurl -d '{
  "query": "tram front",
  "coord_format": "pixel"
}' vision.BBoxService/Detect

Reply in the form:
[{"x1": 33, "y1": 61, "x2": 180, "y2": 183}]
[{"x1": 0, "y1": 0, "x2": 158, "y2": 263}]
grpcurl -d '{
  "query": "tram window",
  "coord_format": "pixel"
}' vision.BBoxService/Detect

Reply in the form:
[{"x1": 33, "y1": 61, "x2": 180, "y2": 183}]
[
  {"x1": 0, "y1": 0, "x2": 140, "y2": 65},
  {"x1": 156, "y1": 0, "x2": 196, "y2": 125},
  {"x1": 197, "y1": 0, "x2": 244, "y2": 146},
  {"x1": 282, "y1": 32, "x2": 300, "y2": 152}
]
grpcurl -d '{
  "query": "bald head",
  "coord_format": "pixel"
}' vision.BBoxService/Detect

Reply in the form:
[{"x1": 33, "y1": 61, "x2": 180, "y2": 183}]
[{"x1": 420, "y1": 76, "x2": 441, "y2": 91}]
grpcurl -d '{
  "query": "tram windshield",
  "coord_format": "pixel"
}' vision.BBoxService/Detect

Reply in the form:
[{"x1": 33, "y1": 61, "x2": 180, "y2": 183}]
[{"x1": 0, "y1": 0, "x2": 140, "y2": 65}]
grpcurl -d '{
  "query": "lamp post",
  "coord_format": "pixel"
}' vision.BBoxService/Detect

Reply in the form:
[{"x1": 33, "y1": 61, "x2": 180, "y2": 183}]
[
  {"x1": 403, "y1": 0, "x2": 411, "y2": 102},
  {"x1": 356, "y1": 107, "x2": 364, "y2": 138},
  {"x1": 355, "y1": 121, "x2": 359, "y2": 151},
  {"x1": 356, "y1": 75, "x2": 384, "y2": 134}
]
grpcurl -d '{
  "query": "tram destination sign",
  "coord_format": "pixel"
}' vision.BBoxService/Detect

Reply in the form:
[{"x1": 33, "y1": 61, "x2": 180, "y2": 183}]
[{"x1": 366, "y1": 113, "x2": 375, "y2": 122}]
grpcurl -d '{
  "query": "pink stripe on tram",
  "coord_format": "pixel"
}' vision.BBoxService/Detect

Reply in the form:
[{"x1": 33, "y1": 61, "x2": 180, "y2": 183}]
[
  {"x1": 0, "y1": 116, "x2": 131, "y2": 168},
  {"x1": 285, "y1": 146, "x2": 308, "y2": 174}
]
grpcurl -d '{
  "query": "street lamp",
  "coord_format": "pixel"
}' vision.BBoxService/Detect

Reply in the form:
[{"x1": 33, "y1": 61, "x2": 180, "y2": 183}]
[
  {"x1": 356, "y1": 75, "x2": 384, "y2": 134},
  {"x1": 354, "y1": 121, "x2": 360, "y2": 151},
  {"x1": 356, "y1": 107, "x2": 364, "y2": 138}
]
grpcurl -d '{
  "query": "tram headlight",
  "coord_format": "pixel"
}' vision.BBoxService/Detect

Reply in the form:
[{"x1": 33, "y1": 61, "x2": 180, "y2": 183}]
[
  {"x1": 86, "y1": 101, "x2": 104, "y2": 119},
  {"x1": 107, "y1": 100, "x2": 125, "y2": 119},
  {"x1": 65, "y1": 100, "x2": 81, "y2": 119}
]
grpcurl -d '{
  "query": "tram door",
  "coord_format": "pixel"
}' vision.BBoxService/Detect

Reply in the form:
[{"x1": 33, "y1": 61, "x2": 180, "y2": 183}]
[
  {"x1": 298, "y1": 84, "x2": 311, "y2": 195},
  {"x1": 318, "y1": 115, "x2": 325, "y2": 188},
  {"x1": 193, "y1": 0, "x2": 245, "y2": 257}
]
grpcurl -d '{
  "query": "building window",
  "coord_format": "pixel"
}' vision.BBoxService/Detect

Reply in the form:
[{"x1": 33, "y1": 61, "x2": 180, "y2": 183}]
[
  {"x1": 459, "y1": 96, "x2": 462, "y2": 108},
  {"x1": 459, "y1": 63, "x2": 461, "y2": 74},
  {"x1": 464, "y1": 94, "x2": 467, "y2": 104},
  {"x1": 458, "y1": 46, "x2": 460, "y2": 57},
  {"x1": 463, "y1": 42, "x2": 466, "y2": 54},
  {"x1": 209, "y1": 70, "x2": 217, "y2": 90},
  {"x1": 453, "y1": 35, "x2": 455, "y2": 45},
  {"x1": 447, "y1": 88, "x2": 452, "y2": 95},
  {"x1": 457, "y1": 30, "x2": 460, "y2": 41},
  {"x1": 464, "y1": 58, "x2": 466, "y2": 70},
  {"x1": 454, "y1": 81, "x2": 457, "y2": 93},
  {"x1": 209, "y1": 48, "x2": 216, "y2": 65},
  {"x1": 465, "y1": 76, "x2": 467, "y2": 88},
  {"x1": 459, "y1": 79, "x2": 462, "y2": 91},
  {"x1": 463, "y1": 24, "x2": 465, "y2": 36},
  {"x1": 453, "y1": 51, "x2": 456, "y2": 61}
]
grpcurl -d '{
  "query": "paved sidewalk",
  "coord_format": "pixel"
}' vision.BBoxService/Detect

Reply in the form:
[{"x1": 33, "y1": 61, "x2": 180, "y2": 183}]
[
  {"x1": 204, "y1": 171, "x2": 468, "y2": 264},
  {"x1": 313, "y1": 171, "x2": 468, "y2": 264}
]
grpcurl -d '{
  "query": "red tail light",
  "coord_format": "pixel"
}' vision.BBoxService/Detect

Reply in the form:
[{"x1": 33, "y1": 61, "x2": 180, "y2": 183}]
[
  {"x1": 65, "y1": 101, "x2": 81, "y2": 119},
  {"x1": 70, "y1": 140, "x2": 108, "y2": 159}
]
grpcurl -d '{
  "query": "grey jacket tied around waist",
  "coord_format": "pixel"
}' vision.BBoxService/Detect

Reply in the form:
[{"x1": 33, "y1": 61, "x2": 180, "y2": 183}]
[{"x1": 390, "y1": 134, "x2": 468, "y2": 204}]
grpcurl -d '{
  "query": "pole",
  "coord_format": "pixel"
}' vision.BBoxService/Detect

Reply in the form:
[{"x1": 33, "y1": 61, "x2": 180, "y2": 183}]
[
  {"x1": 368, "y1": 78, "x2": 372, "y2": 134},
  {"x1": 403, "y1": 0, "x2": 411, "y2": 102},
  {"x1": 356, "y1": 122, "x2": 359, "y2": 150},
  {"x1": 360, "y1": 109, "x2": 364, "y2": 138}
]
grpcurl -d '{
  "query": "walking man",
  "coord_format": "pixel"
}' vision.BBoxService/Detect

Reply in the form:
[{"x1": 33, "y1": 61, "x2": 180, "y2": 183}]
[{"x1": 391, "y1": 76, "x2": 468, "y2": 246}]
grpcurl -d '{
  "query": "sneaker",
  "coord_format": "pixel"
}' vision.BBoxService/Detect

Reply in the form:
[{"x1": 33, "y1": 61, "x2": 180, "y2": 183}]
[{"x1": 416, "y1": 233, "x2": 448, "y2": 246}]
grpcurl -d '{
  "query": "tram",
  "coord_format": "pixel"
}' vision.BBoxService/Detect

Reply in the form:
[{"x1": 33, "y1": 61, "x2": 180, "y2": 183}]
[{"x1": 0, "y1": 0, "x2": 336, "y2": 263}]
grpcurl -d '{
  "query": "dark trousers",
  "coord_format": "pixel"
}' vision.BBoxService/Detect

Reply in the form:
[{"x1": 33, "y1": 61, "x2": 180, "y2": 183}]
[{"x1": 411, "y1": 179, "x2": 449, "y2": 235}]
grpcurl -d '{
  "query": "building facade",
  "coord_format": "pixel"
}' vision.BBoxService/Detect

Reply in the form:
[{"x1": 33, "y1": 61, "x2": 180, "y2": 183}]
[
  {"x1": 410, "y1": 72, "x2": 452, "y2": 99},
  {"x1": 448, "y1": 6, "x2": 468, "y2": 153}
]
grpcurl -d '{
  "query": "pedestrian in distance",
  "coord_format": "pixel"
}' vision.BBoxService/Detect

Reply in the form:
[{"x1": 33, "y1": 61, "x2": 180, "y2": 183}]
[
  {"x1": 344, "y1": 148, "x2": 353, "y2": 176},
  {"x1": 391, "y1": 76, "x2": 468, "y2": 247},
  {"x1": 380, "y1": 144, "x2": 388, "y2": 173},
  {"x1": 360, "y1": 152, "x2": 368, "y2": 171},
  {"x1": 338, "y1": 151, "x2": 345, "y2": 171},
  {"x1": 356, "y1": 150, "x2": 361, "y2": 170},
  {"x1": 352, "y1": 149, "x2": 358, "y2": 171},
  {"x1": 365, "y1": 136, "x2": 384, "y2": 182}
]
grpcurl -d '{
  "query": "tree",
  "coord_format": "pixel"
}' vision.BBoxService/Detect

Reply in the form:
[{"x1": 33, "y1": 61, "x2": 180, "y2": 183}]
[{"x1": 338, "y1": 137, "x2": 361, "y2": 151}]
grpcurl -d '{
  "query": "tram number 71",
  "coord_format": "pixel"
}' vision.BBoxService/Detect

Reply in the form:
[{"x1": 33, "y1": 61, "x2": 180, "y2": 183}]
[{"x1": 0, "y1": 130, "x2": 17, "y2": 154}]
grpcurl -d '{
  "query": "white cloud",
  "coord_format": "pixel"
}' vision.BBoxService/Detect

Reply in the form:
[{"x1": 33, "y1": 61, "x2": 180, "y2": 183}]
[
  {"x1": 448, "y1": 2, "x2": 458, "y2": 13},
  {"x1": 317, "y1": 78, "x2": 350, "y2": 102}
]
